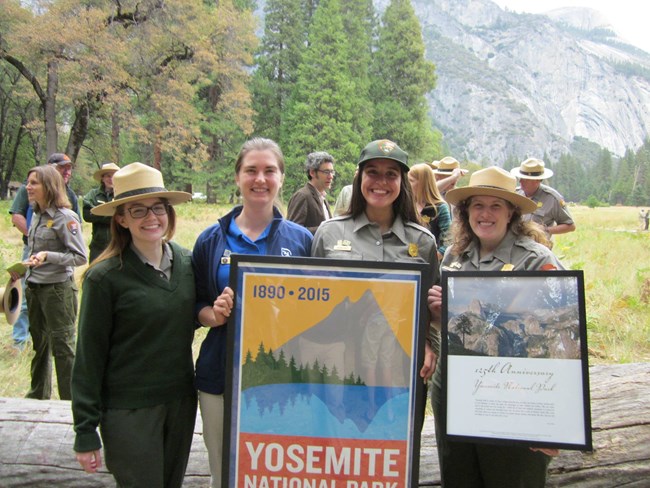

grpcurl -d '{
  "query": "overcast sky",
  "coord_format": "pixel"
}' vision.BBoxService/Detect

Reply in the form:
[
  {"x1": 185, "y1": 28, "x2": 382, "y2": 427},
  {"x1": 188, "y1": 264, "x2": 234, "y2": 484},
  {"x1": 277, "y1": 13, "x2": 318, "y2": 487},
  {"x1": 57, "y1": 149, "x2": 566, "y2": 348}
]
[{"x1": 492, "y1": 1, "x2": 650, "y2": 54}]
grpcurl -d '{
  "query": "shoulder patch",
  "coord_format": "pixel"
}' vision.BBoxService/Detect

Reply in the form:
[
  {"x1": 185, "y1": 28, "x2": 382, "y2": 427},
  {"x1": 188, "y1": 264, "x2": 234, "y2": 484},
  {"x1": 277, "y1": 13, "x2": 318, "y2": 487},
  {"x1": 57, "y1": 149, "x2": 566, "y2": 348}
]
[{"x1": 66, "y1": 220, "x2": 79, "y2": 235}]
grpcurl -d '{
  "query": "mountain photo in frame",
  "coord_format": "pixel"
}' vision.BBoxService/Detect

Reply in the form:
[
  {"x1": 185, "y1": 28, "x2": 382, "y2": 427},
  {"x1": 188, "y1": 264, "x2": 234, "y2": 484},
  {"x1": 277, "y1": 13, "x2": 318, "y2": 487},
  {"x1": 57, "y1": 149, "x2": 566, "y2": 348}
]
[
  {"x1": 441, "y1": 270, "x2": 592, "y2": 451},
  {"x1": 223, "y1": 255, "x2": 432, "y2": 488}
]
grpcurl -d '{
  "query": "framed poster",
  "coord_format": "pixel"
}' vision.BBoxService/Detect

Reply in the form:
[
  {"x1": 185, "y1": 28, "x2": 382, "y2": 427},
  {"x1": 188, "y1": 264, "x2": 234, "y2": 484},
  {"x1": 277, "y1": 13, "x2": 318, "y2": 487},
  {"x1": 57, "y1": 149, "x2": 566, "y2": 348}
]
[
  {"x1": 223, "y1": 255, "x2": 432, "y2": 488},
  {"x1": 441, "y1": 270, "x2": 592, "y2": 451}
]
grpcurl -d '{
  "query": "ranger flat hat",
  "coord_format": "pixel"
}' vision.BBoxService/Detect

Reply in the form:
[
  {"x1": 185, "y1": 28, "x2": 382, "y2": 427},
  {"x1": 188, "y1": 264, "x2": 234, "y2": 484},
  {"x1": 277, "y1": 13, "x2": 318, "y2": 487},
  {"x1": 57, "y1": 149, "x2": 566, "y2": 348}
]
[
  {"x1": 358, "y1": 139, "x2": 409, "y2": 172},
  {"x1": 1, "y1": 278, "x2": 22, "y2": 326},
  {"x1": 432, "y1": 156, "x2": 469, "y2": 176},
  {"x1": 510, "y1": 158, "x2": 554, "y2": 180},
  {"x1": 445, "y1": 166, "x2": 537, "y2": 214},
  {"x1": 91, "y1": 162, "x2": 191, "y2": 216},
  {"x1": 93, "y1": 162, "x2": 120, "y2": 182}
]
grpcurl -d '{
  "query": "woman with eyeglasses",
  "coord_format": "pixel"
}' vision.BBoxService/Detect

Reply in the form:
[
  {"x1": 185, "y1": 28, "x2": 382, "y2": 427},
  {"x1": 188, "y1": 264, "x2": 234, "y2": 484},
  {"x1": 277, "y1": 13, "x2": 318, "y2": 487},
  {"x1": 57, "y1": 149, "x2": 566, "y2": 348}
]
[
  {"x1": 192, "y1": 138, "x2": 313, "y2": 488},
  {"x1": 71, "y1": 163, "x2": 197, "y2": 488},
  {"x1": 311, "y1": 139, "x2": 440, "y2": 403}
]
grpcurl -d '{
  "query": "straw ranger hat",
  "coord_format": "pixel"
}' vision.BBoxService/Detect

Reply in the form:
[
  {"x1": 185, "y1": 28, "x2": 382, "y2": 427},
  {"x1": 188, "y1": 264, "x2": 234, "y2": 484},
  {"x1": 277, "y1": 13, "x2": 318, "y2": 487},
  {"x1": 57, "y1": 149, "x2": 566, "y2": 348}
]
[
  {"x1": 93, "y1": 162, "x2": 120, "y2": 182},
  {"x1": 510, "y1": 158, "x2": 553, "y2": 180},
  {"x1": 429, "y1": 160, "x2": 440, "y2": 169},
  {"x1": 432, "y1": 156, "x2": 469, "y2": 176},
  {"x1": 91, "y1": 162, "x2": 191, "y2": 216},
  {"x1": 445, "y1": 166, "x2": 537, "y2": 214}
]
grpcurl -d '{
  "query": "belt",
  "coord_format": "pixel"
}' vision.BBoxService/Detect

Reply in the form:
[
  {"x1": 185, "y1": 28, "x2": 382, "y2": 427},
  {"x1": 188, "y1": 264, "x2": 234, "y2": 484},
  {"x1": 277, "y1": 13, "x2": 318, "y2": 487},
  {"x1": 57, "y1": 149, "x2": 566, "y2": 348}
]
[{"x1": 26, "y1": 281, "x2": 54, "y2": 289}]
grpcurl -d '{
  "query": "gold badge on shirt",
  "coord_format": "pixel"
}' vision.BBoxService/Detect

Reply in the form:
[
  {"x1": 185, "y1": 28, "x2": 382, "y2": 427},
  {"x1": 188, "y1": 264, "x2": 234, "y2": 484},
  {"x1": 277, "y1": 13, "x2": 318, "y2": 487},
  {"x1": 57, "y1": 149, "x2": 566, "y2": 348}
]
[
  {"x1": 501, "y1": 263, "x2": 514, "y2": 271},
  {"x1": 408, "y1": 243, "x2": 418, "y2": 257},
  {"x1": 536, "y1": 201, "x2": 543, "y2": 208},
  {"x1": 47, "y1": 220, "x2": 54, "y2": 228},
  {"x1": 333, "y1": 240, "x2": 352, "y2": 251},
  {"x1": 421, "y1": 215, "x2": 431, "y2": 224}
]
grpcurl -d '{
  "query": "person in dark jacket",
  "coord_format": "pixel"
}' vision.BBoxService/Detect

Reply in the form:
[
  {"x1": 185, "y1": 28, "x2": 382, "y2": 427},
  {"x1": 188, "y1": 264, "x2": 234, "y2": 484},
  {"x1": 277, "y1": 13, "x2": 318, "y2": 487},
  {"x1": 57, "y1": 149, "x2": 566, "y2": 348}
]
[
  {"x1": 82, "y1": 162, "x2": 119, "y2": 262},
  {"x1": 287, "y1": 151, "x2": 335, "y2": 234},
  {"x1": 192, "y1": 138, "x2": 313, "y2": 488}
]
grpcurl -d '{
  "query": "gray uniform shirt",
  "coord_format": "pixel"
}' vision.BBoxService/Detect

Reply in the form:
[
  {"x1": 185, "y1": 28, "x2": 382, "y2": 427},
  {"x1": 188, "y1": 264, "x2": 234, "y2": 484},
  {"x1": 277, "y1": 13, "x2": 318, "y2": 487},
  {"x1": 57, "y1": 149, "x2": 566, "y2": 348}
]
[
  {"x1": 312, "y1": 212, "x2": 438, "y2": 266},
  {"x1": 26, "y1": 207, "x2": 88, "y2": 284},
  {"x1": 312, "y1": 212, "x2": 440, "y2": 347},
  {"x1": 440, "y1": 229, "x2": 564, "y2": 272},
  {"x1": 517, "y1": 184, "x2": 574, "y2": 229}
]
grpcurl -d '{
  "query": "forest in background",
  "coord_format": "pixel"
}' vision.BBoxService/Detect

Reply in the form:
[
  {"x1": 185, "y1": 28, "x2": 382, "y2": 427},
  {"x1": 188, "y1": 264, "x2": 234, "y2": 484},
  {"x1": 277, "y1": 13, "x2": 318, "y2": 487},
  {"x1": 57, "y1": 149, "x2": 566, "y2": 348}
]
[{"x1": 1, "y1": 0, "x2": 648, "y2": 206}]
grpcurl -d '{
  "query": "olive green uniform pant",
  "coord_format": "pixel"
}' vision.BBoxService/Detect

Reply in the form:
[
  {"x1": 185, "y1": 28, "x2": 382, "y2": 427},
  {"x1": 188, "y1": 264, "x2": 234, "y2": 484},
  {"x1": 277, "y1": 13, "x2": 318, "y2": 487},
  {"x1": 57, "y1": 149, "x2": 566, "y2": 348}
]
[
  {"x1": 25, "y1": 280, "x2": 77, "y2": 400},
  {"x1": 101, "y1": 394, "x2": 197, "y2": 488}
]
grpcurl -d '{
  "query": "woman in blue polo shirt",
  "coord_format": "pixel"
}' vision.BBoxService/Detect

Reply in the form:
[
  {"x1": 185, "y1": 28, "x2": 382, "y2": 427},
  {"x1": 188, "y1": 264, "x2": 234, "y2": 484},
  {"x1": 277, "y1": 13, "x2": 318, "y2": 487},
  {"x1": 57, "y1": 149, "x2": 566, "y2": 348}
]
[{"x1": 192, "y1": 138, "x2": 313, "y2": 488}]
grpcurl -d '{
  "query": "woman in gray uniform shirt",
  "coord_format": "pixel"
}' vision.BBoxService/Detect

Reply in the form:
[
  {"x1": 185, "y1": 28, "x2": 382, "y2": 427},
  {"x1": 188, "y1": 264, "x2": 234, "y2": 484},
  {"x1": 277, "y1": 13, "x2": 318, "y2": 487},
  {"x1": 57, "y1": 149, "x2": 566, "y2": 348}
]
[
  {"x1": 311, "y1": 139, "x2": 440, "y2": 384},
  {"x1": 428, "y1": 166, "x2": 563, "y2": 488},
  {"x1": 19, "y1": 165, "x2": 87, "y2": 400}
]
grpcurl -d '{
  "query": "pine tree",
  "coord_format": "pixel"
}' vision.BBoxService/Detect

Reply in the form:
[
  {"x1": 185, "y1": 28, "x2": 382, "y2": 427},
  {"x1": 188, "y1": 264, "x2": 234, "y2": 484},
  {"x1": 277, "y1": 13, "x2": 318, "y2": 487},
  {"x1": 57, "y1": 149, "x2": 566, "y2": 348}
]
[
  {"x1": 370, "y1": 0, "x2": 436, "y2": 160},
  {"x1": 280, "y1": 0, "x2": 366, "y2": 194},
  {"x1": 250, "y1": 0, "x2": 307, "y2": 141}
]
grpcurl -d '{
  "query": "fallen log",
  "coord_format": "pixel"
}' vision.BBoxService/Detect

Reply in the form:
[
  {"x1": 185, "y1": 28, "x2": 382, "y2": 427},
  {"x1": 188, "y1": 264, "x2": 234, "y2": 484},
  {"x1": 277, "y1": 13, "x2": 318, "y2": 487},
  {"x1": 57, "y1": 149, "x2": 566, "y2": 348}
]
[{"x1": 0, "y1": 363, "x2": 648, "y2": 487}]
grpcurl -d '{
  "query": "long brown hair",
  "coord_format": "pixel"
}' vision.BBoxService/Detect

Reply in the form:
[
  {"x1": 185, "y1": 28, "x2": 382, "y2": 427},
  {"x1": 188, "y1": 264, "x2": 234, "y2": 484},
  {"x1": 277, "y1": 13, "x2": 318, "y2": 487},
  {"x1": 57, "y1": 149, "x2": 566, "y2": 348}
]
[
  {"x1": 449, "y1": 197, "x2": 551, "y2": 255},
  {"x1": 27, "y1": 166, "x2": 71, "y2": 212},
  {"x1": 86, "y1": 198, "x2": 177, "y2": 272},
  {"x1": 348, "y1": 163, "x2": 421, "y2": 224}
]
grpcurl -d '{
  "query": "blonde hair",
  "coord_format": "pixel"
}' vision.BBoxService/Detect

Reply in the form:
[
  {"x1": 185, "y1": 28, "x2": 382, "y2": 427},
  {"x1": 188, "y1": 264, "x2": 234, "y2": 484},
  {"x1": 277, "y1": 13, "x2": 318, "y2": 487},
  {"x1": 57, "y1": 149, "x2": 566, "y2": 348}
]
[{"x1": 409, "y1": 163, "x2": 445, "y2": 218}]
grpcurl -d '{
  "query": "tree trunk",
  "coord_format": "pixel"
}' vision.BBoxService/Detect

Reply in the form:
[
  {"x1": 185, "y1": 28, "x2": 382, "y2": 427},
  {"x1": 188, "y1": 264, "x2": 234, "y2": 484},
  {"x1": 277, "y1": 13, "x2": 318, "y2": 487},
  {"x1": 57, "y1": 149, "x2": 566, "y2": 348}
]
[
  {"x1": 44, "y1": 60, "x2": 58, "y2": 157},
  {"x1": 111, "y1": 105, "x2": 120, "y2": 163}
]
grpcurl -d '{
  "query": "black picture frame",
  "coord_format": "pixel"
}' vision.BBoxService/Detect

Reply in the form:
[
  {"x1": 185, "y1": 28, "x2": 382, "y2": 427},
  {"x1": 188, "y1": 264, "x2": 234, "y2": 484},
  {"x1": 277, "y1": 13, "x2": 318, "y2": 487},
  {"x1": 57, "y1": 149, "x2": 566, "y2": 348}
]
[
  {"x1": 223, "y1": 255, "x2": 432, "y2": 487},
  {"x1": 441, "y1": 270, "x2": 592, "y2": 451}
]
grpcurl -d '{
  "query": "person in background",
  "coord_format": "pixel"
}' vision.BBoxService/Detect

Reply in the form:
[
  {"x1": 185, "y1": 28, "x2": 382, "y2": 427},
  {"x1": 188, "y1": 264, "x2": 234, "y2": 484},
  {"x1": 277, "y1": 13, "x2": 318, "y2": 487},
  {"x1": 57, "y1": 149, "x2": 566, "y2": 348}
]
[
  {"x1": 511, "y1": 158, "x2": 576, "y2": 240},
  {"x1": 333, "y1": 169, "x2": 358, "y2": 217},
  {"x1": 72, "y1": 163, "x2": 196, "y2": 487},
  {"x1": 8, "y1": 180, "x2": 32, "y2": 351},
  {"x1": 428, "y1": 166, "x2": 562, "y2": 487},
  {"x1": 83, "y1": 162, "x2": 120, "y2": 262},
  {"x1": 192, "y1": 138, "x2": 313, "y2": 488},
  {"x1": 408, "y1": 163, "x2": 451, "y2": 260},
  {"x1": 311, "y1": 139, "x2": 439, "y2": 395},
  {"x1": 432, "y1": 156, "x2": 468, "y2": 198},
  {"x1": 11, "y1": 165, "x2": 87, "y2": 400},
  {"x1": 47, "y1": 153, "x2": 80, "y2": 216},
  {"x1": 287, "y1": 151, "x2": 335, "y2": 234}
]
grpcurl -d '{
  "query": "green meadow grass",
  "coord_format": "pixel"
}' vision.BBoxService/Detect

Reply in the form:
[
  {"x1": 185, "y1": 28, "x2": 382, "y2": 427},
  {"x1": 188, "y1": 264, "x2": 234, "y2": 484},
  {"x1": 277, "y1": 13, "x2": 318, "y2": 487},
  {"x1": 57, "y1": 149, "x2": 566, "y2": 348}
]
[{"x1": 0, "y1": 201, "x2": 648, "y2": 399}]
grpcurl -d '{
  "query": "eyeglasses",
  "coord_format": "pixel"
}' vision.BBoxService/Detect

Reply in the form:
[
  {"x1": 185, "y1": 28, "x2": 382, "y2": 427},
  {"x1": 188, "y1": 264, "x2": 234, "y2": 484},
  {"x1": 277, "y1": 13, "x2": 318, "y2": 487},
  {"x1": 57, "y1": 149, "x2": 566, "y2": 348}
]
[
  {"x1": 126, "y1": 203, "x2": 168, "y2": 219},
  {"x1": 317, "y1": 169, "x2": 336, "y2": 176}
]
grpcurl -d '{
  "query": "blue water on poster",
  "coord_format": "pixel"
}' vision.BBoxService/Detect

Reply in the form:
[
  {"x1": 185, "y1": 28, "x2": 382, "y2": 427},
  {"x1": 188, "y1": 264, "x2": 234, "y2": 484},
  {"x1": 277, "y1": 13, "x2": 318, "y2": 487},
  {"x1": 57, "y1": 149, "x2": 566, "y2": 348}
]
[{"x1": 239, "y1": 383, "x2": 409, "y2": 440}]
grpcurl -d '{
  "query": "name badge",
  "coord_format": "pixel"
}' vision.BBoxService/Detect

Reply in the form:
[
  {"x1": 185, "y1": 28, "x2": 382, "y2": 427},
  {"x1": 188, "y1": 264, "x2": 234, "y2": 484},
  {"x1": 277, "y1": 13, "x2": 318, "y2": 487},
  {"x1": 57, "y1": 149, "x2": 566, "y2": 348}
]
[
  {"x1": 221, "y1": 249, "x2": 232, "y2": 265},
  {"x1": 333, "y1": 239, "x2": 352, "y2": 251}
]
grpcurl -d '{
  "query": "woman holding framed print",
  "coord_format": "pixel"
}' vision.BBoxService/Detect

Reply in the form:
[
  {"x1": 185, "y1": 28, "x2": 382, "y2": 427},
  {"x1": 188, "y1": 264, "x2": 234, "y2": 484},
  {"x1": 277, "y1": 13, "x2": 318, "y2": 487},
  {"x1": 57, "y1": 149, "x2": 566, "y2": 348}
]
[
  {"x1": 192, "y1": 138, "x2": 313, "y2": 487},
  {"x1": 311, "y1": 139, "x2": 440, "y2": 386},
  {"x1": 428, "y1": 166, "x2": 563, "y2": 487}
]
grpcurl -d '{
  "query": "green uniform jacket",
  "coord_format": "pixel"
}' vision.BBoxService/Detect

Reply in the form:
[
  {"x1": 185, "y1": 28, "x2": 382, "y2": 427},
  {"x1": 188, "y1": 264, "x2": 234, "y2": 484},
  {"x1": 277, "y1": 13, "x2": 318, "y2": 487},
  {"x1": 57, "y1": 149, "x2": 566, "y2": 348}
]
[
  {"x1": 82, "y1": 186, "x2": 114, "y2": 262},
  {"x1": 71, "y1": 242, "x2": 196, "y2": 452}
]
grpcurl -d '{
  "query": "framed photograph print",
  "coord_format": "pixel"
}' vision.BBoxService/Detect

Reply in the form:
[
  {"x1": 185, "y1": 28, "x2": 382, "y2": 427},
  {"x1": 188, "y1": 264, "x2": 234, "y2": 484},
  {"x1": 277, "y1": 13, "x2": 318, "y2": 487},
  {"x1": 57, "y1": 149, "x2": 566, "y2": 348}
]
[
  {"x1": 441, "y1": 270, "x2": 592, "y2": 451},
  {"x1": 222, "y1": 255, "x2": 432, "y2": 488}
]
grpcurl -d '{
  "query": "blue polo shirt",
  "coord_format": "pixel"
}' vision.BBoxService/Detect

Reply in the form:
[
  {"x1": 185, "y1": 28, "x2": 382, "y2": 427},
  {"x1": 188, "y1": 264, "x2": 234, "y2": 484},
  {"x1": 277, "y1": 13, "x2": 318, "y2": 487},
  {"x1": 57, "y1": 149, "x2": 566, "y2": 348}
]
[{"x1": 216, "y1": 218, "x2": 271, "y2": 291}]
